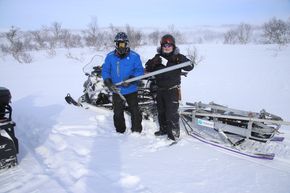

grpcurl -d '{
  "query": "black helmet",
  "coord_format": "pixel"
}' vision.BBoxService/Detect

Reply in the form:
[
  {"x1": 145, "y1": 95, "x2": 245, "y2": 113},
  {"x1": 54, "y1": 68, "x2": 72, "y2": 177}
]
[
  {"x1": 114, "y1": 32, "x2": 129, "y2": 55},
  {"x1": 160, "y1": 34, "x2": 175, "y2": 46},
  {"x1": 114, "y1": 32, "x2": 129, "y2": 43}
]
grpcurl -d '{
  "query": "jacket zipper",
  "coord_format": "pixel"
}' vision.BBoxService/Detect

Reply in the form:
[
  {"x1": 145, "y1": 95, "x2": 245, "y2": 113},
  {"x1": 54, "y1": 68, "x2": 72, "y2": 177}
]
[{"x1": 116, "y1": 61, "x2": 120, "y2": 77}]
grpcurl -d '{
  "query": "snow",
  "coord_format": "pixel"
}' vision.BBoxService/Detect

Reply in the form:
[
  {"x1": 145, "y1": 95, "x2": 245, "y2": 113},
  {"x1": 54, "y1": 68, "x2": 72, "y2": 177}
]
[{"x1": 1, "y1": 44, "x2": 290, "y2": 193}]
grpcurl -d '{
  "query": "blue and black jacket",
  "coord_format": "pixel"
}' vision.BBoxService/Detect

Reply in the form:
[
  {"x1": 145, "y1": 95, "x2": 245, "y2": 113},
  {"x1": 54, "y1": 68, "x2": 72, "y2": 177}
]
[{"x1": 102, "y1": 50, "x2": 144, "y2": 95}]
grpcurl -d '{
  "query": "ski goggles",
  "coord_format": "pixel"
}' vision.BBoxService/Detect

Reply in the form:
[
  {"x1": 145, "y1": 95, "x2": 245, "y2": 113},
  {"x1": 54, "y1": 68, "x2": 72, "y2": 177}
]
[
  {"x1": 117, "y1": 42, "x2": 127, "y2": 48},
  {"x1": 162, "y1": 43, "x2": 174, "y2": 48}
]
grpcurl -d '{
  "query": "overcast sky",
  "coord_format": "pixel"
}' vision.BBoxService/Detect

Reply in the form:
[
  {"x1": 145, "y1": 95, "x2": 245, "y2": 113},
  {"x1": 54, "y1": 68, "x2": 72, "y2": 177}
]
[{"x1": 0, "y1": 0, "x2": 289, "y2": 30}]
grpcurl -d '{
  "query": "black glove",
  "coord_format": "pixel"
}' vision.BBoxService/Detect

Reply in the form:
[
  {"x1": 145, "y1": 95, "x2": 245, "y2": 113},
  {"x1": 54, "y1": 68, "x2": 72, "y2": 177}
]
[
  {"x1": 104, "y1": 78, "x2": 118, "y2": 92},
  {"x1": 151, "y1": 55, "x2": 162, "y2": 65},
  {"x1": 145, "y1": 55, "x2": 161, "y2": 71},
  {"x1": 167, "y1": 54, "x2": 182, "y2": 64}
]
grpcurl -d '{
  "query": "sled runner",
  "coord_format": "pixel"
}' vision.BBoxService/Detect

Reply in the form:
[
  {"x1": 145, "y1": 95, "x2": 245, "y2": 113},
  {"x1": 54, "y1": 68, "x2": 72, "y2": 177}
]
[{"x1": 0, "y1": 87, "x2": 19, "y2": 170}]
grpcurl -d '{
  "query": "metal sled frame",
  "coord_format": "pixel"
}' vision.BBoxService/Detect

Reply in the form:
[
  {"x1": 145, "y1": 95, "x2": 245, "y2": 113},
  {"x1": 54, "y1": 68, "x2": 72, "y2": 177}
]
[{"x1": 179, "y1": 102, "x2": 290, "y2": 160}]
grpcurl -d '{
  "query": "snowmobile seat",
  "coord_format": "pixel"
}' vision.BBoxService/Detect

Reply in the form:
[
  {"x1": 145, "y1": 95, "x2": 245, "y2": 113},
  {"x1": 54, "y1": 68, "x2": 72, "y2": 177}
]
[
  {"x1": 0, "y1": 87, "x2": 11, "y2": 104},
  {"x1": 0, "y1": 87, "x2": 11, "y2": 120}
]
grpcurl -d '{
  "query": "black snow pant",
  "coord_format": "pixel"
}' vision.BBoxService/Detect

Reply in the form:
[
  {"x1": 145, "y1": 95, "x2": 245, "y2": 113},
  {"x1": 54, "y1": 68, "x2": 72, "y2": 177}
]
[
  {"x1": 156, "y1": 86, "x2": 180, "y2": 140},
  {"x1": 112, "y1": 92, "x2": 142, "y2": 133}
]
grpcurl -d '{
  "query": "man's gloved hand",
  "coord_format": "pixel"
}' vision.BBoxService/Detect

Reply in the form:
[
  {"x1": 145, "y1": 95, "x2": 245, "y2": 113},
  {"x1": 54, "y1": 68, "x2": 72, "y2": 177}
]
[
  {"x1": 167, "y1": 54, "x2": 182, "y2": 64},
  {"x1": 145, "y1": 55, "x2": 162, "y2": 71},
  {"x1": 121, "y1": 75, "x2": 135, "y2": 87},
  {"x1": 104, "y1": 78, "x2": 118, "y2": 92},
  {"x1": 121, "y1": 82, "x2": 130, "y2": 87},
  {"x1": 151, "y1": 55, "x2": 162, "y2": 66}
]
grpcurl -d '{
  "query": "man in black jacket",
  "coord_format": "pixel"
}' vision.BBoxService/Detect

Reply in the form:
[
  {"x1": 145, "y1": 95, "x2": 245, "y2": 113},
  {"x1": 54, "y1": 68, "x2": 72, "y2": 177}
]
[{"x1": 145, "y1": 34, "x2": 194, "y2": 141}]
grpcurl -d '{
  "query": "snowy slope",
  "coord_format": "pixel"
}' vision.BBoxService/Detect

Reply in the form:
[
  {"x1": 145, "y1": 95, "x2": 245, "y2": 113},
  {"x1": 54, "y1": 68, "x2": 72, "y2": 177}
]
[{"x1": 0, "y1": 45, "x2": 290, "y2": 193}]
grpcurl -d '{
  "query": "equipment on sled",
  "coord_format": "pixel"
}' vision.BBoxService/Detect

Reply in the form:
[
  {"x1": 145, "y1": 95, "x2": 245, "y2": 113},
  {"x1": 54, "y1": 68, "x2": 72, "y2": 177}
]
[
  {"x1": 0, "y1": 87, "x2": 19, "y2": 170},
  {"x1": 179, "y1": 102, "x2": 290, "y2": 160}
]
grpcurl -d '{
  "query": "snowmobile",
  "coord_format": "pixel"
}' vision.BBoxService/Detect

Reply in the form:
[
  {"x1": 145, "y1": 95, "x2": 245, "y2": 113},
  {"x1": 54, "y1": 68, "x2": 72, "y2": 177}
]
[
  {"x1": 0, "y1": 87, "x2": 19, "y2": 170},
  {"x1": 65, "y1": 55, "x2": 159, "y2": 120}
]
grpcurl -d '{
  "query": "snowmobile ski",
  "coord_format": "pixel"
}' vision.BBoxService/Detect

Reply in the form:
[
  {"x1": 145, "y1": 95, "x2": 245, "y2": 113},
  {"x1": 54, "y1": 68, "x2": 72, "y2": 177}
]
[{"x1": 65, "y1": 94, "x2": 82, "y2": 107}]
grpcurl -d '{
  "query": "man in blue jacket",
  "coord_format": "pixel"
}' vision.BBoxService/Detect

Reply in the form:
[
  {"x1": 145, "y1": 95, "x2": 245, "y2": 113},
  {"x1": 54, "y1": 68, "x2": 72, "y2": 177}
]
[{"x1": 102, "y1": 32, "x2": 144, "y2": 133}]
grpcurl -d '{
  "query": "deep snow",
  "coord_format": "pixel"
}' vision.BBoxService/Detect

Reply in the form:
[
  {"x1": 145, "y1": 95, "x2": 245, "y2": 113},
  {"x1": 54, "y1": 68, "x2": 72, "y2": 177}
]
[{"x1": 0, "y1": 44, "x2": 290, "y2": 193}]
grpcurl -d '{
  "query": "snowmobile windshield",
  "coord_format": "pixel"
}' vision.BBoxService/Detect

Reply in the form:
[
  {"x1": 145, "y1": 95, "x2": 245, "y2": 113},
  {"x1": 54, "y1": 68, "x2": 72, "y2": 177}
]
[{"x1": 82, "y1": 55, "x2": 104, "y2": 75}]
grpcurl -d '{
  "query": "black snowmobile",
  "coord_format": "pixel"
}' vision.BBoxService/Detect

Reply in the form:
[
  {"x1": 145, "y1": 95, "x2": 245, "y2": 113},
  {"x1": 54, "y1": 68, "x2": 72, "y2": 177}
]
[{"x1": 0, "y1": 87, "x2": 19, "y2": 170}]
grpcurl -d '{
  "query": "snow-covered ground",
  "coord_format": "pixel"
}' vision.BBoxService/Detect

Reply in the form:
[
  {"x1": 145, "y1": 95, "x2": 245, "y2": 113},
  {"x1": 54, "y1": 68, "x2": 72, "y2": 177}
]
[{"x1": 1, "y1": 44, "x2": 290, "y2": 193}]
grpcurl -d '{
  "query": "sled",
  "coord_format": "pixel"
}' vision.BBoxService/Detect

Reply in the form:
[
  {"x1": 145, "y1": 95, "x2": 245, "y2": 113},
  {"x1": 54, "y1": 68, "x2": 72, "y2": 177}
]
[
  {"x1": 179, "y1": 102, "x2": 290, "y2": 160},
  {"x1": 0, "y1": 87, "x2": 19, "y2": 170}
]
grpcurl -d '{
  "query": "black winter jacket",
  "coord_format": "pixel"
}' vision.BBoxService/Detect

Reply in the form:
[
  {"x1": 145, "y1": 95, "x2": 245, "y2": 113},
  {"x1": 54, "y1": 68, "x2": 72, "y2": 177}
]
[{"x1": 145, "y1": 47, "x2": 194, "y2": 88}]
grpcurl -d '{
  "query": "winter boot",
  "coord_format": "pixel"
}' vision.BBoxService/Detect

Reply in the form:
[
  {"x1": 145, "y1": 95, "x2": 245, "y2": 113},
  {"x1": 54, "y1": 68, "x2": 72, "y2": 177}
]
[
  {"x1": 167, "y1": 129, "x2": 180, "y2": 141},
  {"x1": 167, "y1": 131, "x2": 175, "y2": 141},
  {"x1": 154, "y1": 129, "x2": 167, "y2": 136}
]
